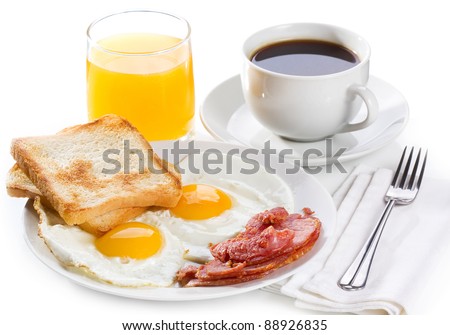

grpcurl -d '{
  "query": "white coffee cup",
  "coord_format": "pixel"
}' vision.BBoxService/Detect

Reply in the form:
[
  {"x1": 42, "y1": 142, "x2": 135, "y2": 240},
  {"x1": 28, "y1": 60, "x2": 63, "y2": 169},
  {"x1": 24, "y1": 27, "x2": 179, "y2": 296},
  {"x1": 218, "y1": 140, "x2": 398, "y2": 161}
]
[{"x1": 242, "y1": 23, "x2": 378, "y2": 142}]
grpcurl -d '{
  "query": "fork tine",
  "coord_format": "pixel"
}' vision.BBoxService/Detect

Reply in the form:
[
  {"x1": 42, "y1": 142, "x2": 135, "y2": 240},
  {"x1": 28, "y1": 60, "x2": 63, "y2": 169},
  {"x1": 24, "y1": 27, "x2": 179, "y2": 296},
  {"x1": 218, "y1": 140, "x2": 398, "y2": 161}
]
[
  {"x1": 399, "y1": 147, "x2": 414, "y2": 189},
  {"x1": 408, "y1": 148, "x2": 421, "y2": 190},
  {"x1": 417, "y1": 150, "x2": 428, "y2": 189},
  {"x1": 392, "y1": 147, "x2": 407, "y2": 187}
]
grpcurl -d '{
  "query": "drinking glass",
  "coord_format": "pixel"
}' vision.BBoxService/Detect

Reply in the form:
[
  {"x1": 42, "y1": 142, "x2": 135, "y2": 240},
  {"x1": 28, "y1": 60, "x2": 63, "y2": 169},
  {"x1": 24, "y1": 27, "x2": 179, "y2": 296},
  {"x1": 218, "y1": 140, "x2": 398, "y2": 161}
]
[{"x1": 87, "y1": 10, "x2": 195, "y2": 141}]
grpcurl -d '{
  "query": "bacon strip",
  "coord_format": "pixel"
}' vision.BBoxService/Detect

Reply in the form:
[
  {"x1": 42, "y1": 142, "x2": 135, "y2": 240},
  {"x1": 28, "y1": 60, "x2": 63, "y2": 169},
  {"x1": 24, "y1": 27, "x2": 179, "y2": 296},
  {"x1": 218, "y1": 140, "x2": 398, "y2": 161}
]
[
  {"x1": 210, "y1": 226, "x2": 296, "y2": 264},
  {"x1": 177, "y1": 207, "x2": 321, "y2": 287}
]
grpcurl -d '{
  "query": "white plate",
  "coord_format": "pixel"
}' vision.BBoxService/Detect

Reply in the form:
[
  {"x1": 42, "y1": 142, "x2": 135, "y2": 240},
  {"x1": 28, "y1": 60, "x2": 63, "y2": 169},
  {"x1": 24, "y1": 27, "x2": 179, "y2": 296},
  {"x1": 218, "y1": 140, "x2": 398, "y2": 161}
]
[
  {"x1": 200, "y1": 75, "x2": 409, "y2": 166},
  {"x1": 23, "y1": 141, "x2": 336, "y2": 301}
]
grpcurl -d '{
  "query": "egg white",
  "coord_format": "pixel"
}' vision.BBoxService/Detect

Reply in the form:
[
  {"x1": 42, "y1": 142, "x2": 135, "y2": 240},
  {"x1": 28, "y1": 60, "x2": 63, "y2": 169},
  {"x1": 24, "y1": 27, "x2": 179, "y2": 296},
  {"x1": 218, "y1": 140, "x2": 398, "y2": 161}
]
[{"x1": 35, "y1": 198, "x2": 185, "y2": 287}]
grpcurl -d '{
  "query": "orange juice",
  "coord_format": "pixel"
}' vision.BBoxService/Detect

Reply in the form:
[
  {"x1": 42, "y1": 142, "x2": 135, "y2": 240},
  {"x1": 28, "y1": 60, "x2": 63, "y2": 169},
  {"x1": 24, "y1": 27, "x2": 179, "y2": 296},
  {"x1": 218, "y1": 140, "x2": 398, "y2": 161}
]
[{"x1": 87, "y1": 33, "x2": 195, "y2": 141}]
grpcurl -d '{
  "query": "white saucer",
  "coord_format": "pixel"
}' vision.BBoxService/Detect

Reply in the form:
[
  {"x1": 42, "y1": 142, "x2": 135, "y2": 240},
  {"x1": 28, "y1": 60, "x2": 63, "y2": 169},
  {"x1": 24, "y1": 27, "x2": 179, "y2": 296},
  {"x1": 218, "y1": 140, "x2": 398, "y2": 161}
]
[{"x1": 200, "y1": 75, "x2": 409, "y2": 166}]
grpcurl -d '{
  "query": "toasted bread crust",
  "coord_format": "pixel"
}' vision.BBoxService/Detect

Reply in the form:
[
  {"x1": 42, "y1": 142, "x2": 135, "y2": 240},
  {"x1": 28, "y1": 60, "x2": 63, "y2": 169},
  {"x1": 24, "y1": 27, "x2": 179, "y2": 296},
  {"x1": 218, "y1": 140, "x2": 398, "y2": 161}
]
[
  {"x1": 11, "y1": 114, "x2": 182, "y2": 226},
  {"x1": 6, "y1": 164, "x2": 42, "y2": 195}
]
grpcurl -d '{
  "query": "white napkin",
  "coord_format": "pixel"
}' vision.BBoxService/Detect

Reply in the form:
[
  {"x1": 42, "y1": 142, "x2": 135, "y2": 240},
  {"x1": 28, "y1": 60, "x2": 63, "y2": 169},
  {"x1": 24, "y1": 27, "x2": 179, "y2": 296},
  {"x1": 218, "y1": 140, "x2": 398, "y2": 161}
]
[{"x1": 278, "y1": 165, "x2": 450, "y2": 314}]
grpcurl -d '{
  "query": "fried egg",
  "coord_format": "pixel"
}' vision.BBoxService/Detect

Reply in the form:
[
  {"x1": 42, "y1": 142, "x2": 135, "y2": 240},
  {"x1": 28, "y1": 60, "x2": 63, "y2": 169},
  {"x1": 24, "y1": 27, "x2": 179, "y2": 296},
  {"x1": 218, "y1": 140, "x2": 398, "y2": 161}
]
[
  {"x1": 144, "y1": 172, "x2": 289, "y2": 262},
  {"x1": 35, "y1": 198, "x2": 184, "y2": 287}
]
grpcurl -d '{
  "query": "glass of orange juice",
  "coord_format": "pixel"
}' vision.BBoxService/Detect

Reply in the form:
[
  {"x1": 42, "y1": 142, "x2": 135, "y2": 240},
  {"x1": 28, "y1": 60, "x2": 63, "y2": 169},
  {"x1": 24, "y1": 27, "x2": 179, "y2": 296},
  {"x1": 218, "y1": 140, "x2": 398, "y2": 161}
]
[{"x1": 86, "y1": 10, "x2": 195, "y2": 141}]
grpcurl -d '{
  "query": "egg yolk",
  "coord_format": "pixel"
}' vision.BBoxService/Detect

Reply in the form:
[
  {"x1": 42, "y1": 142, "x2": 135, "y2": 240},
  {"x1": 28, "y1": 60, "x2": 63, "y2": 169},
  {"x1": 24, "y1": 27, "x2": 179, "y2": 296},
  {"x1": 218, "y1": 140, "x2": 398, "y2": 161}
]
[
  {"x1": 95, "y1": 222, "x2": 162, "y2": 259},
  {"x1": 170, "y1": 184, "x2": 232, "y2": 220}
]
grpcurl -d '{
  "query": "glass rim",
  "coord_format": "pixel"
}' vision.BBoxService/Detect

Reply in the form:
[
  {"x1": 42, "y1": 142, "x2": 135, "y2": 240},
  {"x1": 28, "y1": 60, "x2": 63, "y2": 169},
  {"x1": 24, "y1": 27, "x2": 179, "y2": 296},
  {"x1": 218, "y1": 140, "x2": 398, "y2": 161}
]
[{"x1": 86, "y1": 9, "x2": 191, "y2": 57}]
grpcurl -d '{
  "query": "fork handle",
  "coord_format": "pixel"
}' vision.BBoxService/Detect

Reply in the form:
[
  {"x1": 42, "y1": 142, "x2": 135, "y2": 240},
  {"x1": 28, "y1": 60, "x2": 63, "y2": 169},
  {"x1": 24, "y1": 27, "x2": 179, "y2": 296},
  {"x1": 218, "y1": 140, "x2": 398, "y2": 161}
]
[{"x1": 338, "y1": 199, "x2": 396, "y2": 290}]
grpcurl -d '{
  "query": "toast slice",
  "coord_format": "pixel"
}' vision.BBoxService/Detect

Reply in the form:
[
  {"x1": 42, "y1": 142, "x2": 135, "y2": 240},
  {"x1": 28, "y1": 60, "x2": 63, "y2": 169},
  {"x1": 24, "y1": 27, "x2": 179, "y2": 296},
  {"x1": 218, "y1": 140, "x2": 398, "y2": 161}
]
[
  {"x1": 11, "y1": 114, "x2": 182, "y2": 226},
  {"x1": 6, "y1": 163, "x2": 42, "y2": 199},
  {"x1": 7, "y1": 163, "x2": 147, "y2": 234}
]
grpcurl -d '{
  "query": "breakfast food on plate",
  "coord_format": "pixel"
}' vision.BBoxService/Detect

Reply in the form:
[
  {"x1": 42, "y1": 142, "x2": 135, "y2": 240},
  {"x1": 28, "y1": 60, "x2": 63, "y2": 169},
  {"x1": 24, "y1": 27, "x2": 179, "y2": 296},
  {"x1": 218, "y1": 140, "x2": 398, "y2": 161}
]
[
  {"x1": 10, "y1": 114, "x2": 182, "y2": 231},
  {"x1": 7, "y1": 164, "x2": 147, "y2": 235},
  {"x1": 177, "y1": 207, "x2": 321, "y2": 287},
  {"x1": 34, "y1": 197, "x2": 185, "y2": 287},
  {"x1": 7, "y1": 114, "x2": 322, "y2": 288},
  {"x1": 141, "y1": 174, "x2": 282, "y2": 263}
]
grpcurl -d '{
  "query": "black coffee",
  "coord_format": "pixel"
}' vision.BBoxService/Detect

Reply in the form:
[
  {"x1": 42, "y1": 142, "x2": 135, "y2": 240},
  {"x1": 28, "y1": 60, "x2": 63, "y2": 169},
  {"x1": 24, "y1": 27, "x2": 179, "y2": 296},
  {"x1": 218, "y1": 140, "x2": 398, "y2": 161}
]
[{"x1": 251, "y1": 39, "x2": 359, "y2": 76}]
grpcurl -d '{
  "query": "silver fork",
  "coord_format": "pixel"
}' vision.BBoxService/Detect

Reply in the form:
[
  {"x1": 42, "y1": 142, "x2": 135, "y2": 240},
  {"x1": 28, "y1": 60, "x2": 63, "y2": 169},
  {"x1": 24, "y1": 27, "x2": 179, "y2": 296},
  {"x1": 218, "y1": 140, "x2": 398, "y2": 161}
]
[{"x1": 338, "y1": 147, "x2": 427, "y2": 291}]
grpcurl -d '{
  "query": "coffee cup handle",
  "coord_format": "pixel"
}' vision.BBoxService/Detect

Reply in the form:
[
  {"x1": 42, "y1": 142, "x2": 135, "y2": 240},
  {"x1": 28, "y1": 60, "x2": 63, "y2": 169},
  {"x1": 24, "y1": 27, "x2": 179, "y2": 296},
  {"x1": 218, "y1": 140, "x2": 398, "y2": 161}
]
[{"x1": 340, "y1": 85, "x2": 378, "y2": 133}]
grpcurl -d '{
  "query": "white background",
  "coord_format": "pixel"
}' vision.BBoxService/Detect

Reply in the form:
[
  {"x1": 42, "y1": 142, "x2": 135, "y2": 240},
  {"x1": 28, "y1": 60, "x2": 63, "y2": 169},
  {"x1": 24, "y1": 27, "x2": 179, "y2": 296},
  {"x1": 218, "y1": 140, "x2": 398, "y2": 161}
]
[{"x1": 1, "y1": 0, "x2": 450, "y2": 333}]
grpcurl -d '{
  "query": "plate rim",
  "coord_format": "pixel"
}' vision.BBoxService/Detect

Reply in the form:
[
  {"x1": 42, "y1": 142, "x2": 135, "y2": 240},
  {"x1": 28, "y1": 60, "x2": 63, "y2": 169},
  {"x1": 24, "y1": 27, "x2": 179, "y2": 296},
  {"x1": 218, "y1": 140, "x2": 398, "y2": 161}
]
[
  {"x1": 22, "y1": 140, "x2": 336, "y2": 301},
  {"x1": 199, "y1": 74, "x2": 409, "y2": 165}
]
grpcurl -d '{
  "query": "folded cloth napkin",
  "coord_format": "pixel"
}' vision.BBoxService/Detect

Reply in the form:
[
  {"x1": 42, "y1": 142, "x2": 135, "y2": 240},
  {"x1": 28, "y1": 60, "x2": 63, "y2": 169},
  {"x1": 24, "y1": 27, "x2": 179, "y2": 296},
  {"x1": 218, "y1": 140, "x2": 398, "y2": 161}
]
[{"x1": 276, "y1": 165, "x2": 450, "y2": 314}]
